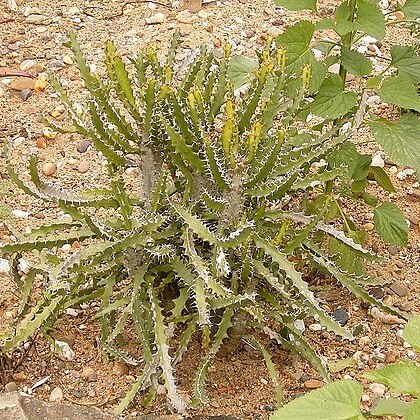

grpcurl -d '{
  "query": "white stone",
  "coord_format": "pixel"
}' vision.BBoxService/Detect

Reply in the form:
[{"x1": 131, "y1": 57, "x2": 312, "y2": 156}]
[
  {"x1": 65, "y1": 308, "x2": 78, "y2": 317},
  {"x1": 20, "y1": 60, "x2": 37, "y2": 71},
  {"x1": 312, "y1": 48, "x2": 323, "y2": 59},
  {"x1": 357, "y1": 45, "x2": 368, "y2": 54},
  {"x1": 176, "y1": 10, "x2": 193, "y2": 24},
  {"x1": 12, "y1": 209, "x2": 29, "y2": 219},
  {"x1": 397, "y1": 168, "x2": 416, "y2": 180},
  {"x1": 18, "y1": 258, "x2": 30, "y2": 274},
  {"x1": 369, "y1": 383, "x2": 386, "y2": 395},
  {"x1": 66, "y1": 7, "x2": 81, "y2": 16},
  {"x1": 0, "y1": 258, "x2": 10, "y2": 274},
  {"x1": 145, "y1": 12, "x2": 166, "y2": 24},
  {"x1": 294, "y1": 319, "x2": 305, "y2": 332},
  {"x1": 309, "y1": 323, "x2": 322, "y2": 331},
  {"x1": 361, "y1": 394, "x2": 370, "y2": 402},
  {"x1": 61, "y1": 244, "x2": 71, "y2": 252},
  {"x1": 53, "y1": 340, "x2": 75, "y2": 361},
  {"x1": 371, "y1": 154, "x2": 385, "y2": 168},
  {"x1": 360, "y1": 36, "x2": 377, "y2": 45},
  {"x1": 407, "y1": 350, "x2": 416, "y2": 359}
]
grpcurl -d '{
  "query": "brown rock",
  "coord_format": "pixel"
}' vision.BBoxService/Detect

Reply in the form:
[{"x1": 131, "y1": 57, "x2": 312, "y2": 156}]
[
  {"x1": 77, "y1": 160, "x2": 90, "y2": 173},
  {"x1": 76, "y1": 139, "x2": 91, "y2": 153},
  {"x1": 49, "y1": 386, "x2": 63, "y2": 402},
  {"x1": 11, "y1": 372, "x2": 27, "y2": 382},
  {"x1": 5, "y1": 382, "x2": 18, "y2": 392},
  {"x1": 363, "y1": 222, "x2": 374, "y2": 232},
  {"x1": 9, "y1": 78, "x2": 36, "y2": 91},
  {"x1": 390, "y1": 282, "x2": 408, "y2": 297},
  {"x1": 385, "y1": 349, "x2": 400, "y2": 364},
  {"x1": 304, "y1": 379, "x2": 324, "y2": 389},
  {"x1": 81, "y1": 367, "x2": 97, "y2": 382},
  {"x1": 36, "y1": 138, "x2": 47, "y2": 149},
  {"x1": 112, "y1": 360, "x2": 129, "y2": 376},
  {"x1": 41, "y1": 162, "x2": 57, "y2": 176}
]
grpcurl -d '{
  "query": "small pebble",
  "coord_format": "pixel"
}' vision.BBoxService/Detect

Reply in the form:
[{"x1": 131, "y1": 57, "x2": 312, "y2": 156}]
[
  {"x1": 77, "y1": 160, "x2": 90, "y2": 173},
  {"x1": 112, "y1": 360, "x2": 129, "y2": 375},
  {"x1": 20, "y1": 89, "x2": 32, "y2": 101},
  {"x1": 25, "y1": 14, "x2": 49, "y2": 25},
  {"x1": 332, "y1": 309, "x2": 349, "y2": 326},
  {"x1": 81, "y1": 367, "x2": 97, "y2": 382},
  {"x1": 12, "y1": 372, "x2": 27, "y2": 382},
  {"x1": 387, "y1": 246, "x2": 399, "y2": 256},
  {"x1": 5, "y1": 382, "x2": 18, "y2": 392},
  {"x1": 12, "y1": 209, "x2": 29, "y2": 219},
  {"x1": 304, "y1": 379, "x2": 324, "y2": 389},
  {"x1": 0, "y1": 258, "x2": 10, "y2": 274},
  {"x1": 145, "y1": 12, "x2": 166, "y2": 24},
  {"x1": 363, "y1": 222, "x2": 374, "y2": 232},
  {"x1": 63, "y1": 55, "x2": 73, "y2": 65},
  {"x1": 309, "y1": 323, "x2": 322, "y2": 331},
  {"x1": 72, "y1": 389, "x2": 84, "y2": 398},
  {"x1": 77, "y1": 139, "x2": 91, "y2": 153},
  {"x1": 36, "y1": 137, "x2": 47, "y2": 149},
  {"x1": 49, "y1": 386, "x2": 63, "y2": 402},
  {"x1": 368, "y1": 287, "x2": 384, "y2": 299},
  {"x1": 369, "y1": 383, "x2": 386, "y2": 395},
  {"x1": 42, "y1": 162, "x2": 57, "y2": 176},
  {"x1": 49, "y1": 60, "x2": 65, "y2": 71},
  {"x1": 390, "y1": 282, "x2": 408, "y2": 297}
]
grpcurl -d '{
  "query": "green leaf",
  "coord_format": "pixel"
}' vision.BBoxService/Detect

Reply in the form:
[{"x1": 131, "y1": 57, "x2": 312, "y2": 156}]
[
  {"x1": 276, "y1": 21, "x2": 315, "y2": 72},
  {"x1": 334, "y1": 1, "x2": 355, "y2": 36},
  {"x1": 379, "y1": 76, "x2": 420, "y2": 112},
  {"x1": 369, "y1": 397, "x2": 410, "y2": 417},
  {"x1": 273, "y1": 0, "x2": 317, "y2": 11},
  {"x1": 370, "y1": 113, "x2": 420, "y2": 173},
  {"x1": 311, "y1": 75, "x2": 357, "y2": 119},
  {"x1": 341, "y1": 47, "x2": 372, "y2": 77},
  {"x1": 329, "y1": 358, "x2": 356, "y2": 373},
  {"x1": 270, "y1": 380, "x2": 365, "y2": 420},
  {"x1": 368, "y1": 166, "x2": 395, "y2": 193},
  {"x1": 400, "y1": 0, "x2": 420, "y2": 18},
  {"x1": 354, "y1": 1, "x2": 386, "y2": 40},
  {"x1": 227, "y1": 55, "x2": 257, "y2": 89},
  {"x1": 390, "y1": 45, "x2": 420, "y2": 84},
  {"x1": 364, "y1": 361, "x2": 420, "y2": 396},
  {"x1": 373, "y1": 202, "x2": 408, "y2": 247},
  {"x1": 406, "y1": 399, "x2": 420, "y2": 420},
  {"x1": 404, "y1": 315, "x2": 420, "y2": 352}
]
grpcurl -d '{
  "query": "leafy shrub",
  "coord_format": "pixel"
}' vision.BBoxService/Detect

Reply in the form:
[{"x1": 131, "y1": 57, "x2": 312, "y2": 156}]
[
  {"x1": 271, "y1": 316, "x2": 420, "y2": 419},
  {"x1": 0, "y1": 25, "x2": 413, "y2": 414}
]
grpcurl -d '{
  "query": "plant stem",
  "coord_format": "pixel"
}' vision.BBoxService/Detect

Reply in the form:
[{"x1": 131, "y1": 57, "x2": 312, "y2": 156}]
[{"x1": 338, "y1": 0, "x2": 358, "y2": 88}]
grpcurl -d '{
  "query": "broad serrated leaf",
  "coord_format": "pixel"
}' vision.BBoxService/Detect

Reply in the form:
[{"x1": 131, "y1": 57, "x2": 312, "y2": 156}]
[
  {"x1": 373, "y1": 202, "x2": 408, "y2": 247},
  {"x1": 341, "y1": 47, "x2": 372, "y2": 77},
  {"x1": 390, "y1": 45, "x2": 420, "y2": 84},
  {"x1": 354, "y1": 0, "x2": 386, "y2": 40},
  {"x1": 364, "y1": 361, "x2": 420, "y2": 396},
  {"x1": 276, "y1": 21, "x2": 315, "y2": 72},
  {"x1": 400, "y1": 0, "x2": 420, "y2": 18},
  {"x1": 271, "y1": 380, "x2": 365, "y2": 420},
  {"x1": 369, "y1": 397, "x2": 410, "y2": 417},
  {"x1": 311, "y1": 75, "x2": 357, "y2": 119},
  {"x1": 273, "y1": 0, "x2": 317, "y2": 11},
  {"x1": 227, "y1": 55, "x2": 257, "y2": 89},
  {"x1": 370, "y1": 113, "x2": 420, "y2": 173},
  {"x1": 406, "y1": 399, "x2": 420, "y2": 420},
  {"x1": 379, "y1": 75, "x2": 420, "y2": 112},
  {"x1": 368, "y1": 166, "x2": 395, "y2": 193},
  {"x1": 403, "y1": 315, "x2": 420, "y2": 352}
]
